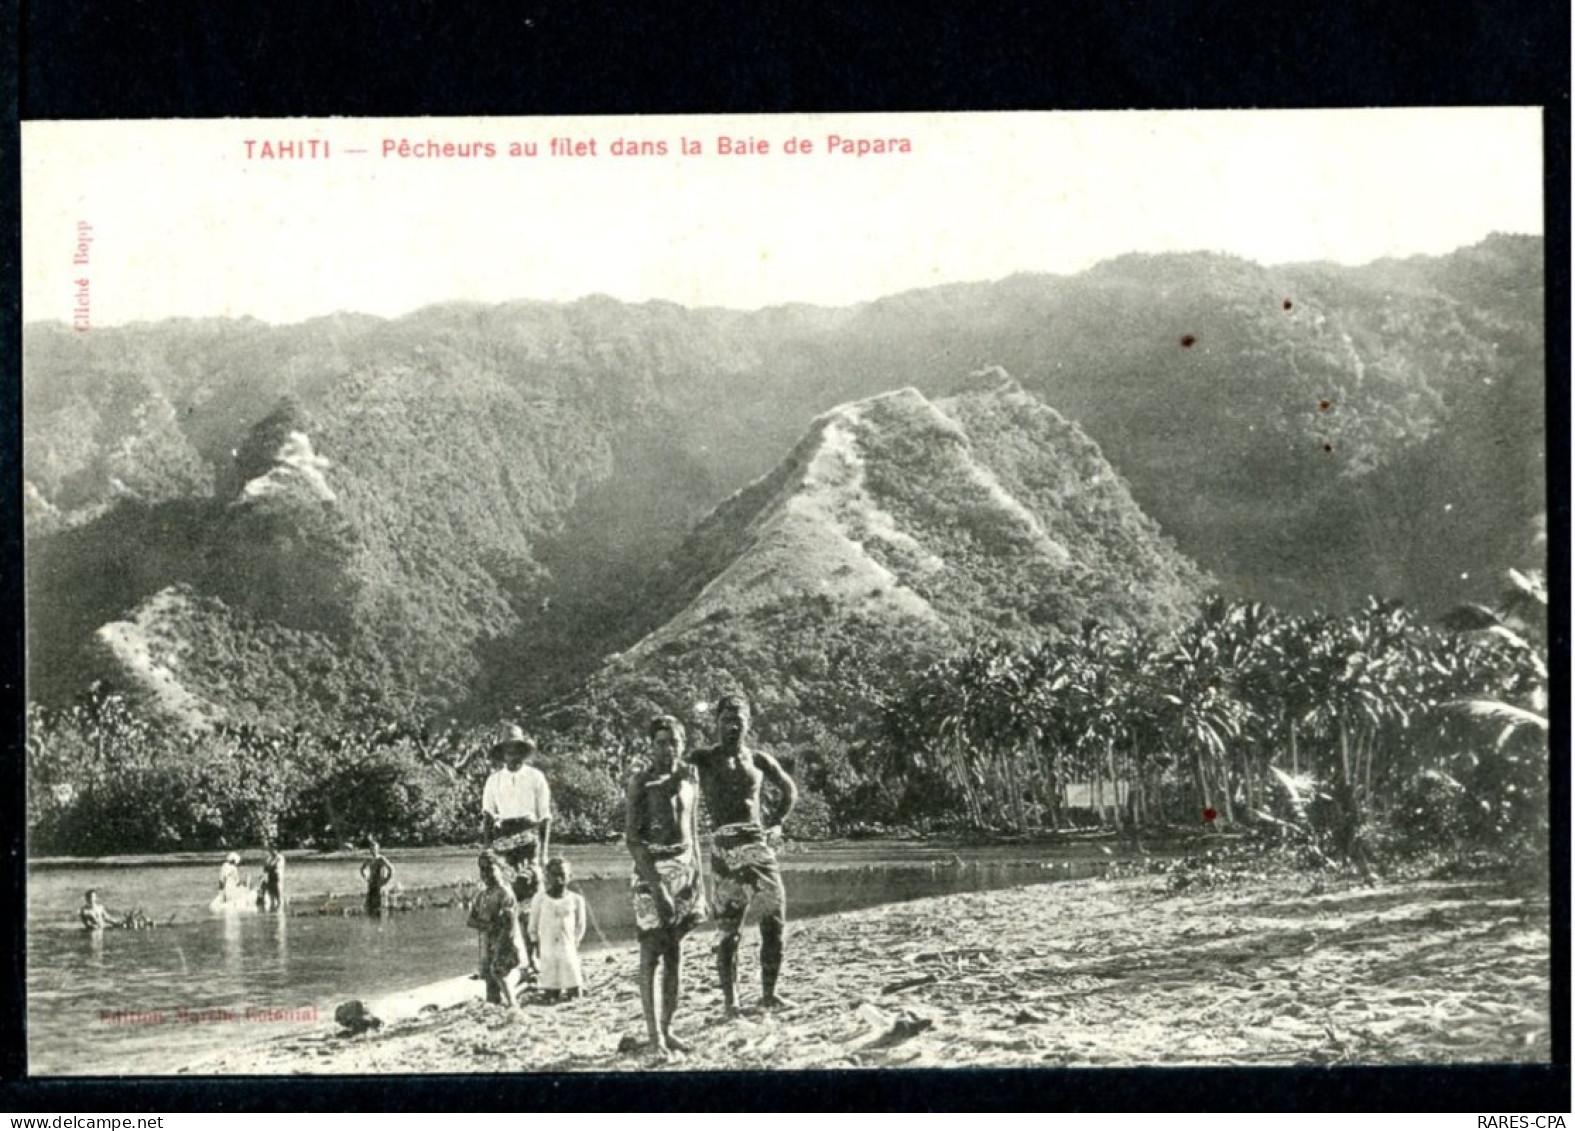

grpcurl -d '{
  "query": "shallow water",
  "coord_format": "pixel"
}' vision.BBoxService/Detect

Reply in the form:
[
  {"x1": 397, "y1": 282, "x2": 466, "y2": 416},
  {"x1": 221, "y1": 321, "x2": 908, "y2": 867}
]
[{"x1": 28, "y1": 841, "x2": 1119, "y2": 1075}]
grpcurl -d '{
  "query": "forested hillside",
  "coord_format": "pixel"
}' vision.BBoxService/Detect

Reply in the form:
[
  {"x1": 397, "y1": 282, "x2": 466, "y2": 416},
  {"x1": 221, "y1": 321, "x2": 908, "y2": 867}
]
[{"x1": 25, "y1": 236, "x2": 1545, "y2": 732}]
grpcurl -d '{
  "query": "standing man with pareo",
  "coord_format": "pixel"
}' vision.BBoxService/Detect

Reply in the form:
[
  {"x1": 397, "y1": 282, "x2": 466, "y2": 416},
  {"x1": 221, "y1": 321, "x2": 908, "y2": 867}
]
[
  {"x1": 483, "y1": 724, "x2": 553, "y2": 971},
  {"x1": 692, "y1": 691, "x2": 799, "y2": 1014}
]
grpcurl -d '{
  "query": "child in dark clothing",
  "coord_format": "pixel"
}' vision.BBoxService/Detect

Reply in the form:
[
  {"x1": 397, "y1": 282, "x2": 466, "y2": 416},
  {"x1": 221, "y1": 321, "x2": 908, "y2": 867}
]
[{"x1": 467, "y1": 852, "x2": 524, "y2": 1007}]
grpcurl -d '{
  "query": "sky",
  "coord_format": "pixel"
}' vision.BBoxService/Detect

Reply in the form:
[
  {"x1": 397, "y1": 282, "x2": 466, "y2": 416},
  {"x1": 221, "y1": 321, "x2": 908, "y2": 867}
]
[{"x1": 21, "y1": 109, "x2": 1544, "y2": 327}]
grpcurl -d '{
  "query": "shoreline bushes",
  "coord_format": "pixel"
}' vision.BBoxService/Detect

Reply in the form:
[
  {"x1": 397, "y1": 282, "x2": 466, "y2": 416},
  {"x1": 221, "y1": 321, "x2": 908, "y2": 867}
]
[{"x1": 27, "y1": 579, "x2": 1547, "y2": 872}]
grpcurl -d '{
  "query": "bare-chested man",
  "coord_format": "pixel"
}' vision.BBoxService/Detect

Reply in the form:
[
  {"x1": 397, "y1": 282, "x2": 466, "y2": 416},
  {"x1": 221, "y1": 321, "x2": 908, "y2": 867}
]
[
  {"x1": 625, "y1": 714, "x2": 706, "y2": 1055},
  {"x1": 692, "y1": 691, "x2": 798, "y2": 1013}
]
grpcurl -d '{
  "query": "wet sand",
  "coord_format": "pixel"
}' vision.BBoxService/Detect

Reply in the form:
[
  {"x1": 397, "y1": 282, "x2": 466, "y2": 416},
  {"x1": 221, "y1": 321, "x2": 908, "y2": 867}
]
[{"x1": 181, "y1": 874, "x2": 1550, "y2": 1073}]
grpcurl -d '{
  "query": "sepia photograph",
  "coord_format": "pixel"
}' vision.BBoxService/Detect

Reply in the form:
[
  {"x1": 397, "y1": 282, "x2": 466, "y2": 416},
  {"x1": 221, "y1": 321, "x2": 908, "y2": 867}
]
[{"x1": 20, "y1": 110, "x2": 1550, "y2": 1078}]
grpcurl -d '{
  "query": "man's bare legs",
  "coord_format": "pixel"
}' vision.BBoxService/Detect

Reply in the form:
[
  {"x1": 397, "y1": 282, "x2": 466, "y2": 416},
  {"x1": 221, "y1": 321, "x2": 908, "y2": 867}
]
[
  {"x1": 717, "y1": 910, "x2": 744, "y2": 1015},
  {"x1": 638, "y1": 934, "x2": 664, "y2": 1048},
  {"x1": 660, "y1": 933, "x2": 688, "y2": 1051},
  {"x1": 760, "y1": 912, "x2": 788, "y2": 1008},
  {"x1": 718, "y1": 908, "x2": 791, "y2": 1012},
  {"x1": 639, "y1": 928, "x2": 691, "y2": 1055}
]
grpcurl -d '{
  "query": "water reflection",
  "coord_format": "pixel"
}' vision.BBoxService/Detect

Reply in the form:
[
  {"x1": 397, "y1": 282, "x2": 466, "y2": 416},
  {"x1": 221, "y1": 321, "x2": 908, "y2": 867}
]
[
  {"x1": 272, "y1": 910, "x2": 288, "y2": 962},
  {"x1": 220, "y1": 911, "x2": 243, "y2": 976},
  {"x1": 30, "y1": 845, "x2": 1124, "y2": 1075}
]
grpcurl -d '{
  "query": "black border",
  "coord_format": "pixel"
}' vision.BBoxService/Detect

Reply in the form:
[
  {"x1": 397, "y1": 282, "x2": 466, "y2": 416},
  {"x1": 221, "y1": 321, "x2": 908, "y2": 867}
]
[{"x1": 4, "y1": 0, "x2": 1569, "y2": 1113}]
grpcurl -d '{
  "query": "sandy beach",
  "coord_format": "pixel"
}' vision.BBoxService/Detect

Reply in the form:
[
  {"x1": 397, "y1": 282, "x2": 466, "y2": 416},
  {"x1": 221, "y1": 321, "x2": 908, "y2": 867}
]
[{"x1": 176, "y1": 871, "x2": 1551, "y2": 1074}]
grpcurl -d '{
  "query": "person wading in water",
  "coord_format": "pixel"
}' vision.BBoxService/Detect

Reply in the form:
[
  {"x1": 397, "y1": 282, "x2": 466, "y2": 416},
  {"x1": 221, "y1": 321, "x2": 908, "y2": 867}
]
[
  {"x1": 360, "y1": 840, "x2": 395, "y2": 918},
  {"x1": 257, "y1": 845, "x2": 285, "y2": 912}
]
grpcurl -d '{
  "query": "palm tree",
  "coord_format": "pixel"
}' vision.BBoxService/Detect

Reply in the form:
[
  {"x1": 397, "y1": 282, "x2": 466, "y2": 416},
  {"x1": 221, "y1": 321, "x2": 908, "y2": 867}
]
[
  {"x1": 1437, "y1": 567, "x2": 1550, "y2": 858},
  {"x1": 1204, "y1": 600, "x2": 1284, "y2": 818},
  {"x1": 879, "y1": 652, "x2": 987, "y2": 828},
  {"x1": 1110, "y1": 642, "x2": 1170, "y2": 828},
  {"x1": 970, "y1": 642, "x2": 1037, "y2": 832},
  {"x1": 1150, "y1": 600, "x2": 1252, "y2": 825},
  {"x1": 1442, "y1": 566, "x2": 1548, "y2": 740}
]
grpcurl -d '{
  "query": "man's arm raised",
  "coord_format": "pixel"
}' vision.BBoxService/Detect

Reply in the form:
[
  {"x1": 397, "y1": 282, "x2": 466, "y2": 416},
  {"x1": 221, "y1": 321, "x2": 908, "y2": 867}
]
[{"x1": 755, "y1": 750, "x2": 799, "y2": 835}]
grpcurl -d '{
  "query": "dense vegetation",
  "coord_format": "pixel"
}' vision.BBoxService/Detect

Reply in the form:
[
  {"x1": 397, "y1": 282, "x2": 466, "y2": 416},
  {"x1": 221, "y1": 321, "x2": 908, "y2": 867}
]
[
  {"x1": 23, "y1": 238, "x2": 1547, "y2": 866},
  {"x1": 29, "y1": 572, "x2": 1546, "y2": 875},
  {"x1": 25, "y1": 238, "x2": 1544, "y2": 733},
  {"x1": 26, "y1": 700, "x2": 628, "y2": 855},
  {"x1": 875, "y1": 575, "x2": 1548, "y2": 869}
]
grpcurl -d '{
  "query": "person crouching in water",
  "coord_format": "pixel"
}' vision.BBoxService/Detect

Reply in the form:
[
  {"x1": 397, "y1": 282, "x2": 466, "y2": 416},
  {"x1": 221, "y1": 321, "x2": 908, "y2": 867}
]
[
  {"x1": 80, "y1": 889, "x2": 111, "y2": 930},
  {"x1": 467, "y1": 851, "x2": 525, "y2": 1007},
  {"x1": 625, "y1": 714, "x2": 706, "y2": 1055},
  {"x1": 80, "y1": 890, "x2": 148, "y2": 930},
  {"x1": 528, "y1": 858, "x2": 586, "y2": 1002}
]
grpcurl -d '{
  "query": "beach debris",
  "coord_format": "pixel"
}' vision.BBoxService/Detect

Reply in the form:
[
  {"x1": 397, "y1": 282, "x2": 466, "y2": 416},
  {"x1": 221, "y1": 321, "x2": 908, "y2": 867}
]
[
  {"x1": 742, "y1": 1030, "x2": 782, "y2": 1058},
  {"x1": 1013, "y1": 1009, "x2": 1048, "y2": 1025},
  {"x1": 854, "y1": 1002, "x2": 888, "y2": 1026},
  {"x1": 863, "y1": 1010, "x2": 935, "y2": 1050},
  {"x1": 881, "y1": 973, "x2": 939, "y2": 995},
  {"x1": 616, "y1": 1034, "x2": 645, "y2": 1055},
  {"x1": 334, "y1": 1000, "x2": 383, "y2": 1035}
]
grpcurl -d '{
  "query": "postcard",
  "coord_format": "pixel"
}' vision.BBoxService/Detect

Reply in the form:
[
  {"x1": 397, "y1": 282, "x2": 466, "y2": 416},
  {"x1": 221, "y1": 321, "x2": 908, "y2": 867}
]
[{"x1": 20, "y1": 110, "x2": 1548, "y2": 1077}]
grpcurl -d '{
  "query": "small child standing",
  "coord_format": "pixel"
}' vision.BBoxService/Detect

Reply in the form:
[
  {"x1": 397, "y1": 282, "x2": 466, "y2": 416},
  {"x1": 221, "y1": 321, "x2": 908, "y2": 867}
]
[
  {"x1": 527, "y1": 858, "x2": 587, "y2": 1001},
  {"x1": 467, "y1": 852, "x2": 524, "y2": 1007}
]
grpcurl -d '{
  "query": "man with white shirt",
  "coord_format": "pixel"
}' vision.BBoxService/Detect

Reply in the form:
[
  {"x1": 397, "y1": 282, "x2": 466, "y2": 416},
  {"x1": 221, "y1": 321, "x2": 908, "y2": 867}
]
[{"x1": 483, "y1": 725, "x2": 553, "y2": 969}]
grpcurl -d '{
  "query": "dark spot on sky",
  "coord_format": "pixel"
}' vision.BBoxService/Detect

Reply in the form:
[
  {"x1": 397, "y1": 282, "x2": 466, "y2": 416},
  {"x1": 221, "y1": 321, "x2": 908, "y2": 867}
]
[
  {"x1": 1318, "y1": 399, "x2": 1332, "y2": 412},
  {"x1": 1322, "y1": 442, "x2": 1334, "y2": 454},
  {"x1": 1180, "y1": 334, "x2": 1197, "y2": 348},
  {"x1": 1283, "y1": 299, "x2": 1294, "y2": 311}
]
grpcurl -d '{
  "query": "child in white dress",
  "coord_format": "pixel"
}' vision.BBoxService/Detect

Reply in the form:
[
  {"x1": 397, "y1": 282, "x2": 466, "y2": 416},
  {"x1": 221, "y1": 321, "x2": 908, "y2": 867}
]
[{"x1": 527, "y1": 858, "x2": 587, "y2": 1000}]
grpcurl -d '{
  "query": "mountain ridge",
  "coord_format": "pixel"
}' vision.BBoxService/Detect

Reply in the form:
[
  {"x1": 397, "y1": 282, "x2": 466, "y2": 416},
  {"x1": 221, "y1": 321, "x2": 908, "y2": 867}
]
[
  {"x1": 562, "y1": 371, "x2": 1209, "y2": 751},
  {"x1": 24, "y1": 237, "x2": 1544, "y2": 729}
]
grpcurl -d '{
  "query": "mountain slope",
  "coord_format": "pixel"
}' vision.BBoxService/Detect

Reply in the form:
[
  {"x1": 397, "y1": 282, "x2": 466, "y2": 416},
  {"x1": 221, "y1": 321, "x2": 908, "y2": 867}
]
[
  {"x1": 23, "y1": 237, "x2": 1544, "y2": 725},
  {"x1": 563, "y1": 372, "x2": 1208, "y2": 748}
]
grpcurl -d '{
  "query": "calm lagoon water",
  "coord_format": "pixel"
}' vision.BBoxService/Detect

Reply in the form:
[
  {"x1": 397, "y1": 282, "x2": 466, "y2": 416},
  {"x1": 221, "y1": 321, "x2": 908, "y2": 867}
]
[{"x1": 29, "y1": 841, "x2": 1118, "y2": 1075}]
